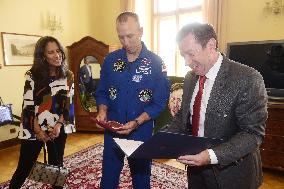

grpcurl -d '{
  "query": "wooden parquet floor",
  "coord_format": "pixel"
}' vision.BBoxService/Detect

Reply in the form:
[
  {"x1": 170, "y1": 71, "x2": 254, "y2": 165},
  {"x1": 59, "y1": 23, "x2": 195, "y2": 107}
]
[{"x1": 1, "y1": 132, "x2": 283, "y2": 188}]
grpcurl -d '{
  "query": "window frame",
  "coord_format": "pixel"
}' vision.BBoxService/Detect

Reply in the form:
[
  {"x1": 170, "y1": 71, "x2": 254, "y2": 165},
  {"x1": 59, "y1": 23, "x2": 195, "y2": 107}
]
[{"x1": 151, "y1": 0, "x2": 203, "y2": 76}]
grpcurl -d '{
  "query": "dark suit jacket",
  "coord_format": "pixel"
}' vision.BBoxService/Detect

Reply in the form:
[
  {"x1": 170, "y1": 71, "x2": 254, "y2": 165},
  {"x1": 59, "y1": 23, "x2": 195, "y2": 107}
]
[
  {"x1": 80, "y1": 65, "x2": 92, "y2": 84},
  {"x1": 163, "y1": 56, "x2": 268, "y2": 189},
  {"x1": 80, "y1": 65, "x2": 95, "y2": 93}
]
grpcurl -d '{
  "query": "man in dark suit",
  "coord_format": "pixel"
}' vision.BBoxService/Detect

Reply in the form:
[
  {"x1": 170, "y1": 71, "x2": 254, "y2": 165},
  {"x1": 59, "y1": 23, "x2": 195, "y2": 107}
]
[
  {"x1": 79, "y1": 56, "x2": 95, "y2": 94},
  {"x1": 163, "y1": 23, "x2": 268, "y2": 189}
]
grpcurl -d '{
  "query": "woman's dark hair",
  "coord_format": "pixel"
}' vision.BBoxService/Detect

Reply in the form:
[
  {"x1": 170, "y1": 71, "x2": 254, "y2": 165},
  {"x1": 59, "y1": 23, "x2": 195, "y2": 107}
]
[{"x1": 30, "y1": 36, "x2": 68, "y2": 84}]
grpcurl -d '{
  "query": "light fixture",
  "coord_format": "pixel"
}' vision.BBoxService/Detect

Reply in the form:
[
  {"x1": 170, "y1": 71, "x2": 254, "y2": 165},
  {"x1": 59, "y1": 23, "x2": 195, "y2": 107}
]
[
  {"x1": 264, "y1": 0, "x2": 284, "y2": 15},
  {"x1": 46, "y1": 13, "x2": 63, "y2": 33}
]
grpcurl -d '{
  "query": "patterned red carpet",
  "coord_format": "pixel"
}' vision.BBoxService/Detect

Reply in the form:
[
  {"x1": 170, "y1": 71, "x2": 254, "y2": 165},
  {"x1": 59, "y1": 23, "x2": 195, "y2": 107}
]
[{"x1": 0, "y1": 143, "x2": 187, "y2": 189}]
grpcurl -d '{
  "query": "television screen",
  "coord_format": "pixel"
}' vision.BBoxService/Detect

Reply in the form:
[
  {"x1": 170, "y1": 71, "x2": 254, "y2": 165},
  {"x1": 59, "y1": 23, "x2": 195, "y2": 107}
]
[{"x1": 227, "y1": 40, "x2": 284, "y2": 98}]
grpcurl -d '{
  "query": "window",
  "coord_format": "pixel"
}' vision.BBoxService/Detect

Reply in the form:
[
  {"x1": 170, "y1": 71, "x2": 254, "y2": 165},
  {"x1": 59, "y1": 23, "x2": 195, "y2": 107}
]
[{"x1": 152, "y1": 0, "x2": 204, "y2": 76}]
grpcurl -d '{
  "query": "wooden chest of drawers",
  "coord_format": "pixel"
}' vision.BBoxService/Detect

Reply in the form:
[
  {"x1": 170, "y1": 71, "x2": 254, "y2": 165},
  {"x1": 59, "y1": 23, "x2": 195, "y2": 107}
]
[{"x1": 260, "y1": 102, "x2": 284, "y2": 171}]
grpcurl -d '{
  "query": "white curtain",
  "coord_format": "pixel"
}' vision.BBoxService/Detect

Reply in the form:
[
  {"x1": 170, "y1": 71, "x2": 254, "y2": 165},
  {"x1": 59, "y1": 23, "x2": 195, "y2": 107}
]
[
  {"x1": 120, "y1": 0, "x2": 152, "y2": 49},
  {"x1": 122, "y1": 0, "x2": 228, "y2": 52},
  {"x1": 203, "y1": 0, "x2": 227, "y2": 52},
  {"x1": 120, "y1": 0, "x2": 135, "y2": 12}
]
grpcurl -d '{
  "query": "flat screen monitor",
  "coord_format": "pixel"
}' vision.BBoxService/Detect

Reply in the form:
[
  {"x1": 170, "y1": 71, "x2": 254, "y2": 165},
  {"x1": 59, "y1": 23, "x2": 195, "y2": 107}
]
[{"x1": 227, "y1": 40, "x2": 284, "y2": 100}]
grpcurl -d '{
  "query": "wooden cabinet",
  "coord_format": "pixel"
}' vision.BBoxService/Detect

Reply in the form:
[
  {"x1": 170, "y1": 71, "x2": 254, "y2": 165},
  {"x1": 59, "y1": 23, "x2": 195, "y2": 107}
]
[
  {"x1": 260, "y1": 102, "x2": 284, "y2": 171},
  {"x1": 67, "y1": 36, "x2": 118, "y2": 131}
]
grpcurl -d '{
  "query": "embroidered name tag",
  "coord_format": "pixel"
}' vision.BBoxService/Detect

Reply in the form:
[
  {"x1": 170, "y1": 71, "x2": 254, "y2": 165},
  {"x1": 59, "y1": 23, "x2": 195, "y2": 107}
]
[
  {"x1": 136, "y1": 66, "x2": 151, "y2": 75},
  {"x1": 136, "y1": 58, "x2": 152, "y2": 75}
]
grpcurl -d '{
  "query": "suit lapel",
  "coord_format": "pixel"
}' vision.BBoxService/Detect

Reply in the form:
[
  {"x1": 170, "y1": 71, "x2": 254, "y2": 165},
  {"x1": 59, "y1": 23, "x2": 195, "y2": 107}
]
[
  {"x1": 204, "y1": 56, "x2": 230, "y2": 136},
  {"x1": 184, "y1": 72, "x2": 198, "y2": 126}
]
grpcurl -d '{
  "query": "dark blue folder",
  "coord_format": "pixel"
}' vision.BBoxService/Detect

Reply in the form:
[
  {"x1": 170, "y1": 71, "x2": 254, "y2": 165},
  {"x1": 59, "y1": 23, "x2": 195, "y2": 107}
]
[{"x1": 124, "y1": 131, "x2": 223, "y2": 159}]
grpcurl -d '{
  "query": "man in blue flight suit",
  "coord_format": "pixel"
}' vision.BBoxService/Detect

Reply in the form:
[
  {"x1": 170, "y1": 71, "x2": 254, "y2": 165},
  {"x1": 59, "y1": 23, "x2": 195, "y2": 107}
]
[{"x1": 95, "y1": 12, "x2": 170, "y2": 189}]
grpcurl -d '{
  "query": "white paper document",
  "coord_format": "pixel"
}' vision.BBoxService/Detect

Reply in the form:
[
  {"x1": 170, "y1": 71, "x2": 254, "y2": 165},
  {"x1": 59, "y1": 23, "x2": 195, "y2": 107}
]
[{"x1": 113, "y1": 138, "x2": 144, "y2": 157}]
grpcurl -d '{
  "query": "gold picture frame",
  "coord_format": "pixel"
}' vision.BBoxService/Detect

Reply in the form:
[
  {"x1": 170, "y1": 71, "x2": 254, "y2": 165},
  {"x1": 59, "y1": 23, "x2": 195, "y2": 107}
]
[{"x1": 1, "y1": 32, "x2": 41, "y2": 66}]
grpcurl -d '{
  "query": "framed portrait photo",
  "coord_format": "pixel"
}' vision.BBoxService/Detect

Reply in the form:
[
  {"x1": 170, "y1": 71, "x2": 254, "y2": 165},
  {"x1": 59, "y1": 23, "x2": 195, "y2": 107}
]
[{"x1": 1, "y1": 32, "x2": 41, "y2": 66}]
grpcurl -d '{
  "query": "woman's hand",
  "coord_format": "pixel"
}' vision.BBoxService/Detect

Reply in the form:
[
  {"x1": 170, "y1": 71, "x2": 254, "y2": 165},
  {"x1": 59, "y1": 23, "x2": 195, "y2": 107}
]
[
  {"x1": 36, "y1": 131, "x2": 50, "y2": 142},
  {"x1": 48, "y1": 123, "x2": 61, "y2": 139},
  {"x1": 34, "y1": 117, "x2": 50, "y2": 142}
]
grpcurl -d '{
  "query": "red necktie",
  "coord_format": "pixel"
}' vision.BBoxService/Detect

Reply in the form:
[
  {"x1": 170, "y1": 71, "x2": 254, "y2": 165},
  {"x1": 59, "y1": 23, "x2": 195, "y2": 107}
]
[{"x1": 192, "y1": 76, "x2": 207, "y2": 136}]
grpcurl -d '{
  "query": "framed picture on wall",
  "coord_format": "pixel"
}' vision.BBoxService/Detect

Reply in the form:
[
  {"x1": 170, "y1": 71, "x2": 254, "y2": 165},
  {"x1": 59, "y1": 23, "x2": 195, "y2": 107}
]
[{"x1": 1, "y1": 32, "x2": 41, "y2": 66}]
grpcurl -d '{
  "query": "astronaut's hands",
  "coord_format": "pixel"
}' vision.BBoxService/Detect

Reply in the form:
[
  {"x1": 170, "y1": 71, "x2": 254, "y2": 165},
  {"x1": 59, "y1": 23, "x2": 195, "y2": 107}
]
[
  {"x1": 95, "y1": 113, "x2": 107, "y2": 130},
  {"x1": 117, "y1": 113, "x2": 149, "y2": 135},
  {"x1": 116, "y1": 120, "x2": 139, "y2": 135},
  {"x1": 96, "y1": 105, "x2": 108, "y2": 129},
  {"x1": 96, "y1": 111, "x2": 107, "y2": 122}
]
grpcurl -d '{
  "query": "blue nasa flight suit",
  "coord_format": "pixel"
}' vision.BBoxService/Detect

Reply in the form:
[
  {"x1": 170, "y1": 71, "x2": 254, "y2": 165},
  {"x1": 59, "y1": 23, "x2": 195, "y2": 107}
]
[{"x1": 95, "y1": 42, "x2": 170, "y2": 189}]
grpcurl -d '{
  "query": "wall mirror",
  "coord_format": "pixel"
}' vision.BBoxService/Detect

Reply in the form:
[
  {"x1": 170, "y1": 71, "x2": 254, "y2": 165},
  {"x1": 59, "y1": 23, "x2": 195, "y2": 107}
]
[
  {"x1": 67, "y1": 36, "x2": 114, "y2": 131},
  {"x1": 79, "y1": 55, "x2": 101, "y2": 112}
]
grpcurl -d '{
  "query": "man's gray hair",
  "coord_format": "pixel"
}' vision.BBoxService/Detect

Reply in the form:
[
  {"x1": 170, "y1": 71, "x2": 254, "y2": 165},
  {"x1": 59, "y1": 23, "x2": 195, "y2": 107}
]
[{"x1": 116, "y1": 11, "x2": 140, "y2": 27}]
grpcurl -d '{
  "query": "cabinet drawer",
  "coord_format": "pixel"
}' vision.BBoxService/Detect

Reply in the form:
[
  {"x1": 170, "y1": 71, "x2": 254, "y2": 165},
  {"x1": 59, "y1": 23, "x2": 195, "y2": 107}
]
[
  {"x1": 260, "y1": 149, "x2": 284, "y2": 170},
  {"x1": 267, "y1": 108, "x2": 284, "y2": 120},
  {"x1": 261, "y1": 134, "x2": 284, "y2": 152},
  {"x1": 265, "y1": 120, "x2": 284, "y2": 135}
]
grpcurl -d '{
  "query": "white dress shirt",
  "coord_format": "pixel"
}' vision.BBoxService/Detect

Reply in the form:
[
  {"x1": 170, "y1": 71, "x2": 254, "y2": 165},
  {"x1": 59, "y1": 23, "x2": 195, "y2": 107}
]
[
  {"x1": 189, "y1": 52, "x2": 223, "y2": 164},
  {"x1": 86, "y1": 65, "x2": 92, "y2": 77}
]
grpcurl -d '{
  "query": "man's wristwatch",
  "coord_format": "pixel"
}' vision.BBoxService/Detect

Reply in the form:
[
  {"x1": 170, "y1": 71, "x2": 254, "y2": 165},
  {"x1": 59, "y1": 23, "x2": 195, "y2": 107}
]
[{"x1": 134, "y1": 119, "x2": 140, "y2": 127}]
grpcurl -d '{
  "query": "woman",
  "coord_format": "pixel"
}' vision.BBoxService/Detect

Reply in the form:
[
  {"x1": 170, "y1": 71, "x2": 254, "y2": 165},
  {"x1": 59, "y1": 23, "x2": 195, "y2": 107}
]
[{"x1": 9, "y1": 36, "x2": 75, "y2": 189}]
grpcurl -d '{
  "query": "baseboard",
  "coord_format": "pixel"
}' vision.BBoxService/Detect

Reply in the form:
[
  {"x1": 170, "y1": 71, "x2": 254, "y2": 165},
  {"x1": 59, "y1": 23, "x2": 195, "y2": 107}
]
[{"x1": 0, "y1": 138, "x2": 20, "y2": 150}]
